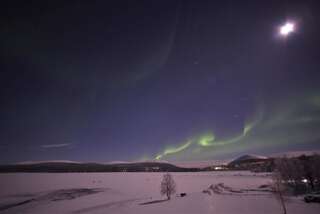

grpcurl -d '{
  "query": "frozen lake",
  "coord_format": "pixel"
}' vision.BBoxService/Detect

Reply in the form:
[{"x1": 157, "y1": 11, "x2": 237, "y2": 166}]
[{"x1": 0, "y1": 171, "x2": 319, "y2": 213}]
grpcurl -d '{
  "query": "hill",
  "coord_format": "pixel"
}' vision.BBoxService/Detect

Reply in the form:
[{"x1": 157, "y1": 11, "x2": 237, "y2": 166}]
[{"x1": 0, "y1": 161, "x2": 200, "y2": 173}]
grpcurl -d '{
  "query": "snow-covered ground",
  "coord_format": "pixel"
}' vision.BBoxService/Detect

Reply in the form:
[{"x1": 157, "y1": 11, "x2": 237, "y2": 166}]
[{"x1": 0, "y1": 171, "x2": 319, "y2": 214}]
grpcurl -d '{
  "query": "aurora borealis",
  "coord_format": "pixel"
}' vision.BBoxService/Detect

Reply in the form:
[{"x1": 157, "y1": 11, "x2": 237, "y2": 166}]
[
  {"x1": 1, "y1": 0, "x2": 320, "y2": 163},
  {"x1": 154, "y1": 93, "x2": 320, "y2": 160}
]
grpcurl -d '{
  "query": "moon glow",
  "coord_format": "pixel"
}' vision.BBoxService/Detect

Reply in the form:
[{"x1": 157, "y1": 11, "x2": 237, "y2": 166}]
[{"x1": 279, "y1": 22, "x2": 295, "y2": 36}]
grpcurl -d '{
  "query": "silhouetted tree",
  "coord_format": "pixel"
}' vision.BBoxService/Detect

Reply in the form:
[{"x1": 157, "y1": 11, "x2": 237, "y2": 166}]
[
  {"x1": 161, "y1": 173, "x2": 176, "y2": 200},
  {"x1": 274, "y1": 155, "x2": 320, "y2": 194},
  {"x1": 272, "y1": 168, "x2": 287, "y2": 214},
  {"x1": 309, "y1": 154, "x2": 320, "y2": 190},
  {"x1": 274, "y1": 157, "x2": 305, "y2": 194}
]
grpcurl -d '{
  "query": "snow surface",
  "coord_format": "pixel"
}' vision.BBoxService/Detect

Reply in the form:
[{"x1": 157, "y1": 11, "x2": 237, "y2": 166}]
[{"x1": 0, "y1": 171, "x2": 319, "y2": 214}]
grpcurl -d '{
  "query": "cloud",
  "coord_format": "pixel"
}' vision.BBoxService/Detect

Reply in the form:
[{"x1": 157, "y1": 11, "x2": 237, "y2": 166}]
[{"x1": 41, "y1": 143, "x2": 71, "y2": 149}]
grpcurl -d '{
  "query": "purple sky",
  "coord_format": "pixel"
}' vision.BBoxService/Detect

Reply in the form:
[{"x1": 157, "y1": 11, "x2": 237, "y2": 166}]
[{"x1": 1, "y1": 0, "x2": 320, "y2": 163}]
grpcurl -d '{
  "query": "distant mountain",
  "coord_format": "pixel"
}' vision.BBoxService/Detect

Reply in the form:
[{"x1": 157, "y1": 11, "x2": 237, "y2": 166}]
[
  {"x1": 174, "y1": 160, "x2": 229, "y2": 168},
  {"x1": 4, "y1": 152, "x2": 317, "y2": 173},
  {"x1": 228, "y1": 154, "x2": 269, "y2": 166},
  {"x1": 0, "y1": 161, "x2": 200, "y2": 173},
  {"x1": 16, "y1": 160, "x2": 81, "y2": 165}
]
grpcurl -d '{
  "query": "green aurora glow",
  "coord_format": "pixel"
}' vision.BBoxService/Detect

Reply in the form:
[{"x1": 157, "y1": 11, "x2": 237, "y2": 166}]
[
  {"x1": 153, "y1": 94, "x2": 320, "y2": 160},
  {"x1": 155, "y1": 140, "x2": 193, "y2": 160}
]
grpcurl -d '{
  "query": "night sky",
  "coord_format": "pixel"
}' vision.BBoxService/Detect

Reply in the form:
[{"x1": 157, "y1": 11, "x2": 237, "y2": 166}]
[{"x1": 1, "y1": 0, "x2": 320, "y2": 163}]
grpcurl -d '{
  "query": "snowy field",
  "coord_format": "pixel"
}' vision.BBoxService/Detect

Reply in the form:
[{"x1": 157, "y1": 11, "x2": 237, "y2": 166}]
[{"x1": 0, "y1": 171, "x2": 319, "y2": 214}]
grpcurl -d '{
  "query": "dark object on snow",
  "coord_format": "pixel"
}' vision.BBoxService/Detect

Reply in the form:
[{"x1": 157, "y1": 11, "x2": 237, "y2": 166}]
[
  {"x1": 304, "y1": 192, "x2": 320, "y2": 203},
  {"x1": 180, "y1": 193, "x2": 187, "y2": 197}
]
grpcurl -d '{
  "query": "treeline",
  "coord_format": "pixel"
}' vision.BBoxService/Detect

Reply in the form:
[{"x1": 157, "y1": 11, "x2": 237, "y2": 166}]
[
  {"x1": 0, "y1": 162, "x2": 200, "y2": 173},
  {"x1": 274, "y1": 154, "x2": 320, "y2": 194}
]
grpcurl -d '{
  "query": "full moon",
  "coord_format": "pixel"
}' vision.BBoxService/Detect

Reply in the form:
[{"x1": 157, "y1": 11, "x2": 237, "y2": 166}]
[{"x1": 279, "y1": 22, "x2": 295, "y2": 36}]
